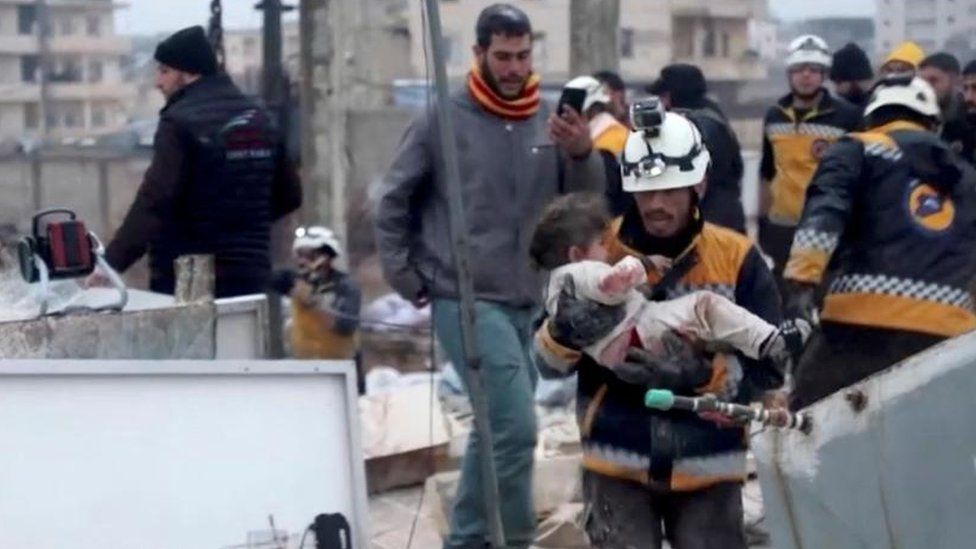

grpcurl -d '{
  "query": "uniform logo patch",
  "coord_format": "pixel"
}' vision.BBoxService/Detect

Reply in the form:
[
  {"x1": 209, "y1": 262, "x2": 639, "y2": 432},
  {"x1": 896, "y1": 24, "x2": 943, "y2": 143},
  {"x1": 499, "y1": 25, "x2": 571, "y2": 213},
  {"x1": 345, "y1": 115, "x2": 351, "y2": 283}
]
[
  {"x1": 908, "y1": 183, "x2": 955, "y2": 232},
  {"x1": 811, "y1": 138, "x2": 829, "y2": 160}
]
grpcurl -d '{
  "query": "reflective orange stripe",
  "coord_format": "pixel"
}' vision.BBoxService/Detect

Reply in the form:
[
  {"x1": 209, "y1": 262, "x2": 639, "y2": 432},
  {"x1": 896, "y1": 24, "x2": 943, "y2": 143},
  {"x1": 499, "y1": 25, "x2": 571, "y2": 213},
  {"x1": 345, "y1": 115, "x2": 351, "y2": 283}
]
[
  {"x1": 670, "y1": 471, "x2": 747, "y2": 492},
  {"x1": 581, "y1": 455, "x2": 650, "y2": 484},
  {"x1": 823, "y1": 293, "x2": 976, "y2": 337},
  {"x1": 581, "y1": 385, "x2": 608, "y2": 437},
  {"x1": 784, "y1": 248, "x2": 831, "y2": 284}
]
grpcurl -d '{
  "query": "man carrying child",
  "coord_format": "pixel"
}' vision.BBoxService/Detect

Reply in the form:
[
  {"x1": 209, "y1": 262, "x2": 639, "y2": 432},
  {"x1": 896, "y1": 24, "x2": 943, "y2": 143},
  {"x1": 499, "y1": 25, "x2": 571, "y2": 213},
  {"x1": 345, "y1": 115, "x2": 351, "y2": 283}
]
[{"x1": 534, "y1": 112, "x2": 793, "y2": 548}]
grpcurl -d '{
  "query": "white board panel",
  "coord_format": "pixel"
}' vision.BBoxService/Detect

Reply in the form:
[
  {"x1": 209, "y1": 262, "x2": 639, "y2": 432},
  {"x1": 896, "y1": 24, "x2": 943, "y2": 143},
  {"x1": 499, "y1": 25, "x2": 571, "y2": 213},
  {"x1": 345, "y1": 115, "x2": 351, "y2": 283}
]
[
  {"x1": 0, "y1": 361, "x2": 368, "y2": 549},
  {"x1": 215, "y1": 295, "x2": 270, "y2": 359}
]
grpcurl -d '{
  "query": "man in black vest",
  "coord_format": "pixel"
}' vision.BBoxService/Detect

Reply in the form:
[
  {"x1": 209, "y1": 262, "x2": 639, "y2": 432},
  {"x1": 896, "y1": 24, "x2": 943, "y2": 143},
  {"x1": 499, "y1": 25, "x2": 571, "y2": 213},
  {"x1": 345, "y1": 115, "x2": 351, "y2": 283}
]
[{"x1": 91, "y1": 26, "x2": 302, "y2": 297}]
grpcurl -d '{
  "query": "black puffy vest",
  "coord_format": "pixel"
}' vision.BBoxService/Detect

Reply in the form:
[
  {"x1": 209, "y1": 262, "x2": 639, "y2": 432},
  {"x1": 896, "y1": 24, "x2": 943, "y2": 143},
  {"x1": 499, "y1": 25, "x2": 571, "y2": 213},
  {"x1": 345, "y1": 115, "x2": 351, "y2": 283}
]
[{"x1": 151, "y1": 75, "x2": 278, "y2": 297}]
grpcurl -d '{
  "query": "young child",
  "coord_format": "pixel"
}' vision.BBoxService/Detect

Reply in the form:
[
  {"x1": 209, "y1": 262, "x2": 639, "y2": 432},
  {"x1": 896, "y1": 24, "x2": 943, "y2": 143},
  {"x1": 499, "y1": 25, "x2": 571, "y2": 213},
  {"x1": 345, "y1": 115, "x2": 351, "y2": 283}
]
[{"x1": 529, "y1": 192, "x2": 807, "y2": 370}]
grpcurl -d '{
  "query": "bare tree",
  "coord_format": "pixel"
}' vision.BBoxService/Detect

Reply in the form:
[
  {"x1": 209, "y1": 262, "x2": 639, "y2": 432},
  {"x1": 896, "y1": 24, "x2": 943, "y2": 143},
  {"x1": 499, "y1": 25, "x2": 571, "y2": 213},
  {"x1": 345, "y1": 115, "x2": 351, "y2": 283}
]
[{"x1": 569, "y1": 0, "x2": 621, "y2": 75}]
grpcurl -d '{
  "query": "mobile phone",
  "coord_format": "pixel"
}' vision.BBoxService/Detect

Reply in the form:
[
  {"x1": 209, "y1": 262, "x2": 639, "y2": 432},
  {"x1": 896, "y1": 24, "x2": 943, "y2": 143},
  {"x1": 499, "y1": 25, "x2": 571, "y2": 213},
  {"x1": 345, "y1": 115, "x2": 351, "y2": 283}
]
[{"x1": 557, "y1": 87, "x2": 586, "y2": 116}]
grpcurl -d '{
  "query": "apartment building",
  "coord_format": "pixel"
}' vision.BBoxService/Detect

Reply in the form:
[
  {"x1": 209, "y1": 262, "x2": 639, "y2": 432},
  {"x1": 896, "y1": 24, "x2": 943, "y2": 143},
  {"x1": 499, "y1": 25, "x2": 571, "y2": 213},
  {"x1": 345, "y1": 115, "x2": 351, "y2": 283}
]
[
  {"x1": 222, "y1": 21, "x2": 301, "y2": 96},
  {"x1": 0, "y1": 0, "x2": 136, "y2": 143},
  {"x1": 407, "y1": 0, "x2": 768, "y2": 83},
  {"x1": 875, "y1": 0, "x2": 976, "y2": 55}
]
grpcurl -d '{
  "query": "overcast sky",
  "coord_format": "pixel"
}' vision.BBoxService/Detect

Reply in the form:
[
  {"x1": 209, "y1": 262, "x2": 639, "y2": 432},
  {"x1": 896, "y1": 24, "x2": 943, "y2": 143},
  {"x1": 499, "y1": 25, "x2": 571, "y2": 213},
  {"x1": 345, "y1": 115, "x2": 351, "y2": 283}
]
[{"x1": 115, "y1": 0, "x2": 876, "y2": 36}]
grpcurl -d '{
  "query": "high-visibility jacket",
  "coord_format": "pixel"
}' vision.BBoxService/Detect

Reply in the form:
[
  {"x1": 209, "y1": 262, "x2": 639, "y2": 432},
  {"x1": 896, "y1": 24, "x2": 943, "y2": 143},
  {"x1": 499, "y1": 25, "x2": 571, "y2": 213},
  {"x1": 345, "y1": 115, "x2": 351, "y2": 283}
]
[
  {"x1": 761, "y1": 90, "x2": 861, "y2": 227},
  {"x1": 785, "y1": 120, "x2": 976, "y2": 337}
]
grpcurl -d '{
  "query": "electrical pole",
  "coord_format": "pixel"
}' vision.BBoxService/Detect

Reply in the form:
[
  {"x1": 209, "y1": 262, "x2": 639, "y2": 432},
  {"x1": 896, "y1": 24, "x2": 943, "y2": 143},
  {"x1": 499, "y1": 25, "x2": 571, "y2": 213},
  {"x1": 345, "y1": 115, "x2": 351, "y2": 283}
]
[
  {"x1": 422, "y1": 0, "x2": 506, "y2": 546},
  {"x1": 569, "y1": 0, "x2": 620, "y2": 75}
]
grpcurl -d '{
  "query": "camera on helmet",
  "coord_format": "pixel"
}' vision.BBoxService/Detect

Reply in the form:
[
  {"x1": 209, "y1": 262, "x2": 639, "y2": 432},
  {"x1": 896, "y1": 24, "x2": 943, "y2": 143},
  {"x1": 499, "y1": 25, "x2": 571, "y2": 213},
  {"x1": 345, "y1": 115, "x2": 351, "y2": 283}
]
[{"x1": 630, "y1": 97, "x2": 666, "y2": 136}]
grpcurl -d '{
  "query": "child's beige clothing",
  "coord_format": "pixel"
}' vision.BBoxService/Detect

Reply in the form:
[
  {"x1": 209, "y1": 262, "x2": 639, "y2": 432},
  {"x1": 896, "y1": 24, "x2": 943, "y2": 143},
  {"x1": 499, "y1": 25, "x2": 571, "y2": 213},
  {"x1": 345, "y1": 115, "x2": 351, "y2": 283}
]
[{"x1": 546, "y1": 257, "x2": 777, "y2": 367}]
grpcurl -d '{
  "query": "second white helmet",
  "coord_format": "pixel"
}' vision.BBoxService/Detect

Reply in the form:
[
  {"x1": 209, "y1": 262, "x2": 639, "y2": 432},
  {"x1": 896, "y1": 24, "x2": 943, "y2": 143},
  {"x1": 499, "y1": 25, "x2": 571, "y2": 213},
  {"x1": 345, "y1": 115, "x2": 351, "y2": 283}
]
[
  {"x1": 786, "y1": 35, "x2": 832, "y2": 69},
  {"x1": 564, "y1": 75, "x2": 612, "y2": 113},
  {"x1": 621, "y1": 112, "x2": 711, "y2": 193},
  {"x1": 294, "y1": 226, "x2": 343, "y2": 257},
  {"x1": 864, "y1": 76, "x2": 941, "y2": 120}
]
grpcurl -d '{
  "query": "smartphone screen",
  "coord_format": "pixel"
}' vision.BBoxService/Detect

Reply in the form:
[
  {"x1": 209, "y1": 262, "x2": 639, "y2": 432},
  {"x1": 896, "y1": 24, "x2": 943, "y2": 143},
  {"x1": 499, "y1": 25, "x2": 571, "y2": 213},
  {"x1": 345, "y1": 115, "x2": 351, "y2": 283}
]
[{"x1": 557, "y1": 88, "x2": 586, "y2": 116}]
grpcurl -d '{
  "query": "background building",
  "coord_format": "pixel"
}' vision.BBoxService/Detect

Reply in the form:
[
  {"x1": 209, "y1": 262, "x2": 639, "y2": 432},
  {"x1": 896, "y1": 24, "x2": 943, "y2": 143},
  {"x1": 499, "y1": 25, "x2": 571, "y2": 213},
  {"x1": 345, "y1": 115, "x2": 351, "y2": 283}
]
[
  {"x1": 408, "y1": 0, "x2": 769, "y2": 85},
  {"x1": 0, "y1": 0, "x2": 135, "y2": 145},
  {"x1": 875, "y1": 0, "x2": 976, "y2": 57}
]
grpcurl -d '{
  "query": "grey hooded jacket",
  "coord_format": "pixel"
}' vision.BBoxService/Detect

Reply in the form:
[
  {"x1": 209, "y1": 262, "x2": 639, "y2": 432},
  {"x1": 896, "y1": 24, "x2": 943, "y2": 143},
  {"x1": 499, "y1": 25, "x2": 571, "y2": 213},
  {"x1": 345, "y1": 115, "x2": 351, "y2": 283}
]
[{"x1": 375, "y1": 90, "x2": 607, "y2": 308}]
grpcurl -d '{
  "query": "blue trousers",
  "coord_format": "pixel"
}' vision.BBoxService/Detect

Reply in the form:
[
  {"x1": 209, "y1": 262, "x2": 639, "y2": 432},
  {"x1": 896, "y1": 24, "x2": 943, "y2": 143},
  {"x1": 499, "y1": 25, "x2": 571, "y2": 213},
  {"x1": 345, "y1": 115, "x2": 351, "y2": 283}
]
[{"x1": 433, "y1": 299, "x2": 539, "y2": 549}]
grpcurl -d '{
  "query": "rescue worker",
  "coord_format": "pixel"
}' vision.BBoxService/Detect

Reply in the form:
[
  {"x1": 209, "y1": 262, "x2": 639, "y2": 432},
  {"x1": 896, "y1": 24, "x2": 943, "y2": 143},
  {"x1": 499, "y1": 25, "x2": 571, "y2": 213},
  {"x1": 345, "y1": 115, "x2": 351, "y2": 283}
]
[
  {"x1": 564, "y1": 75, "x2": 632, "y2": 216},
  {"x1": 286, "y1": 227, "x2": 361, "y2": 359},
  {"x1": 563, "y1": 75, "x2": 629, "y2": 156},
  {"x1": 534, "y1": 112, "x2": 788, "y2": 549},
  {"x1": 650, "y1": 63, "x2": 747, "y2": 233},
  {"x1": 829, "y1": 42, "x2": 875, "y2": 108},
  {"x1": 879, "y1": 41, "x2": 926, "y2": 76},
  {"x1": 374, "y1": 4, "x2": 606, "y2": 548},
  {"x1": 760, "y1": 34, "x2": 860, "y2": 289},
  {"x1": 784, "y1": 76, "x2": 976, "y2": 410},
  {"x1": 281, "y1": 226, "x2": 363, "y2": 393},
  {"x1": 919, "y1": 52, "x2": 975, "y2": 161},
  {"x1": 93, "y1": 26, "x2": 302, "y2": 297}
]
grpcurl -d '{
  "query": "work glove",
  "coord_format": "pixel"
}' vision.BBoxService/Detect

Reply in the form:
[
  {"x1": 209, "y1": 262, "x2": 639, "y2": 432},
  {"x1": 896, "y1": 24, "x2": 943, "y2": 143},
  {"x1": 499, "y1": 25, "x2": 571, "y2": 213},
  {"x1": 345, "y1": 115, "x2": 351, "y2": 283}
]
[
  {"x1": 784, "y1": 281, "x2": 820, "y2": 327},
  {"x1": 611, "y1": 331, "x2": 713, "y2": 391},
  {"x1": 760, "y1": 318, "x2": 813, "y2": 364},
  {"x1": 547, "y1": 278, "x2": 625, "y2": 350}
]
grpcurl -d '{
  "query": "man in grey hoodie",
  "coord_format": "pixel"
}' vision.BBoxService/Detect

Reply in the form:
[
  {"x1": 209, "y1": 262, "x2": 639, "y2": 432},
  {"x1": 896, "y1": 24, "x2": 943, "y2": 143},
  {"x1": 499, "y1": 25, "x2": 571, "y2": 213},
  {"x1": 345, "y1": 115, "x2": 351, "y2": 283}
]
[{"x1": 374, "y1": 4, "x2": 605, "y2": 548}]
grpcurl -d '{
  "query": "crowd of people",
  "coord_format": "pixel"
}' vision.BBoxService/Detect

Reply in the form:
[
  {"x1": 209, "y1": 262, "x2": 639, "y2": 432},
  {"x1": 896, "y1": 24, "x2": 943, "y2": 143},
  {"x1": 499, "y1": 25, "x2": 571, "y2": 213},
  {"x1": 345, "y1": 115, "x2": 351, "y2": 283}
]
[
  {"x1": 84, "y1": 5, "x2": 976, "y2": 549},
  {"x1": 376, "y1": 4, "x2": 976, "y2": 549}
]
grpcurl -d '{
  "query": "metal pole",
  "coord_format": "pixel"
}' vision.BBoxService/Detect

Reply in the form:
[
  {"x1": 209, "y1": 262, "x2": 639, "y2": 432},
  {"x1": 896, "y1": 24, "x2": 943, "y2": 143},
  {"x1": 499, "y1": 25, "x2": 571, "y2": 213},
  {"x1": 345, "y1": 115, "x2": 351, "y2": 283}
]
[
  {"x1": 257, "y1": 0, "x2": 295, "y2": 359},
  {"x1": 422, "y1": 1, "x2": 506, "y2": 546},
  {"x1": 257, "y1": 0, "x2": 286, "y2": 104}
]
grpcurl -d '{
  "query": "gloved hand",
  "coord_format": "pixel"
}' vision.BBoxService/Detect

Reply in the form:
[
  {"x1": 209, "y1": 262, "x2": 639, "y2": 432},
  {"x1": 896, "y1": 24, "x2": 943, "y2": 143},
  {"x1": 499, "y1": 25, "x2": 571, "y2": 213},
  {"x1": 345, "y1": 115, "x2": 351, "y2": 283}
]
[
  {"x1": 784, "y1": 281, "x2": 820, "y2": 327},
  {"x1": 760, "y1": 318, "x2": 813, "y2": 364},
  {"x1": 548, "y1": 278, "x2": 625, "y2": 350},
  {"x1": 612, "y1": 331, "x2": 713, "y2": 391}
]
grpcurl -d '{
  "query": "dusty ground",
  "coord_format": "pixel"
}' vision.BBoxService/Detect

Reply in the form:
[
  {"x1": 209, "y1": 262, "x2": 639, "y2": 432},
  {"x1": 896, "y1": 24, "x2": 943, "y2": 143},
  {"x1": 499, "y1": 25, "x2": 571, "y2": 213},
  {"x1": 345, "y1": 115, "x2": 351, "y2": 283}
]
[{"x1": 369, "y1": 487, "x2": 441, "y2": 549}]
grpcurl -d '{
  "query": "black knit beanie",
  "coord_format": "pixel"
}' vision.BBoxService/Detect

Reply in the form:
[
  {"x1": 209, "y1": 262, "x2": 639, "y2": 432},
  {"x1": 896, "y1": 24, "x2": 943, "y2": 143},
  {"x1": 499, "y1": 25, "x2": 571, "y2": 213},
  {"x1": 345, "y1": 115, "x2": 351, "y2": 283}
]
[
  {"x1": 830, "y1": 43, "x2": 873, "y2": 82},
  {"x1": 154, "y1": 26, "x2": 218, "y2": 76},
  {"x1": 647, "y1": 64, "x2": 707, "y2": 106}
]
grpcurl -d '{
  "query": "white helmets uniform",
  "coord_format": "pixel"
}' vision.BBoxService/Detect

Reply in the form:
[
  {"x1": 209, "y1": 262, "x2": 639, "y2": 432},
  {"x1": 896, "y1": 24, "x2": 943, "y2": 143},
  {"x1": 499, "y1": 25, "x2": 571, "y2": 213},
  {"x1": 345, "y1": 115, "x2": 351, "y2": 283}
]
[
  {"x1": 864, "y1": 76, "x2": 941, "y2": 120},
  {"x1": 294, "y1": 226, "x2": 343, "y2": 257},
  {"x1": 620, "y1": 112, "x2": 711, "y2": 192},
  {"x1": 786, "y1": 35, "x2": 832, "y2": 69},
  {"x1": 564, "y1": 75, "x2": 612, "y2": 113}
]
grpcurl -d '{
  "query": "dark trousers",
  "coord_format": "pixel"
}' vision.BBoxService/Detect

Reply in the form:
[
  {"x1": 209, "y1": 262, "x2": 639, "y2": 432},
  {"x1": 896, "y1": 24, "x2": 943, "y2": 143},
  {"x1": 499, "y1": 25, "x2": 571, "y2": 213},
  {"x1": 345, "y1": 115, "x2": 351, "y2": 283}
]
[
  {"x1": 582, "y1": 471, "x2": 747, "y2": 549},
  {"x1": 758, "y1": 219, "x2": 796, "y2": 295},
  {"x1": 790, "y1": 321, "x2": 945, "y2": 410}
]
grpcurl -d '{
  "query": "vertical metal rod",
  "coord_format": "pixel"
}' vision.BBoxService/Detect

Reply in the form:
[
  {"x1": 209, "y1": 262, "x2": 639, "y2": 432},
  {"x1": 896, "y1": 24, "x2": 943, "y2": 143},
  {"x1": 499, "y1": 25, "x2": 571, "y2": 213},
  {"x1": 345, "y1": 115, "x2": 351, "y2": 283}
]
[
  {"x1": 422, "y1": 0, "x2": 506, "y2": 546},
  {"x1": 257, "y1": 0, "x2": 285, "y2": 104}
]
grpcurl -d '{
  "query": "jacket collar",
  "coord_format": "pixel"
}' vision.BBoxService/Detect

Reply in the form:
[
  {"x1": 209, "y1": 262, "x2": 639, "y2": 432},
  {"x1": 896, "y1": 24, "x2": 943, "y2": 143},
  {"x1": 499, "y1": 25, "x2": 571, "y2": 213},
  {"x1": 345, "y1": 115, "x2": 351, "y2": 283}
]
[
  {"x1": 161, "y1": 73, "x2": 234, "y2": 113},
  {"x1": 777, "y1": 88, "x2": 837, "y2": 122}
]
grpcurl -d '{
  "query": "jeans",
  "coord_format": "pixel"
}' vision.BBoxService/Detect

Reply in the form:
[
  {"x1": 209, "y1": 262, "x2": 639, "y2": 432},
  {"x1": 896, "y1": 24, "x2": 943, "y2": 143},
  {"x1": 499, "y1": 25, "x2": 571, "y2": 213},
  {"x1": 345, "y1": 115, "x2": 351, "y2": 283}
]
[{"x1": 433, "y1": 299, "x2": 539, "y2": 549}]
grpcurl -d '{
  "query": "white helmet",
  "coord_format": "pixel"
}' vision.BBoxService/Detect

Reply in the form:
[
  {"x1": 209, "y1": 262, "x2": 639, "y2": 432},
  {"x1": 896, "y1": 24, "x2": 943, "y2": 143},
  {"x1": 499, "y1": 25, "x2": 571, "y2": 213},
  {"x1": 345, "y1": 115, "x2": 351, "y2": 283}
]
[
  {"x1": 621, "y1": 112, "x2": 711, "y2": 192},
  {"x1": 564, "y1": 75, "x2": 611, "y2": 113},
  {"x1": 786, "y1": 35, "x2": 832, "y2": 69},
  {"x1": 293, "y1": 225, "x2": 342, "y2": 257},
  {"x1": 864, "y1": 76, "x2": 941, "y2": 120}
]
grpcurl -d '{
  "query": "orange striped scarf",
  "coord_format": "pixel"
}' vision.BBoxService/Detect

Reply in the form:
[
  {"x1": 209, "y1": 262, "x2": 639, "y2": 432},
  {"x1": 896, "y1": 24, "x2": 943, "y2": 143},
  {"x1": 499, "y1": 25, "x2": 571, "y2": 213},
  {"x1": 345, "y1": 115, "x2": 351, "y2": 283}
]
[{"x1": 467, "y1": 62, "x2": 541, "y2": 120}]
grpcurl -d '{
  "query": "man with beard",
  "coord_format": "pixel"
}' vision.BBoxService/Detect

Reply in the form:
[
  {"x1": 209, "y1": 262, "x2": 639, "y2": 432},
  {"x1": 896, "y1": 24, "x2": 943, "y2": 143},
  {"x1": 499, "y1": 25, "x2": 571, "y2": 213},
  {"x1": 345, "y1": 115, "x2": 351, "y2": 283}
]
[
  {"x1": 759, "y1": 35, "x2": 860, "y2": 291},
  {"x1": 964, "y1": 60, "x2": 976, "y2": 122},
  {"x1": 533, "y1": 114, "x2": 790, "y2": 549},
  {"x1": 830, "y1": 42, "x2": 874, "y2": 109},
  {"x1": 375, "y1": 4, "x2": 606, "y2": 548},
  {"x1": 920, "y1": 52, "x2": 975, "y2": 162}
]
